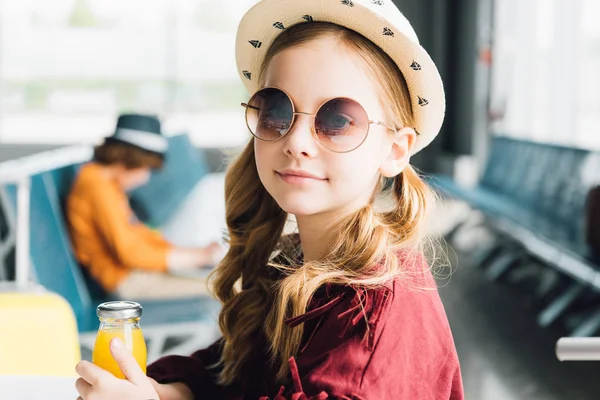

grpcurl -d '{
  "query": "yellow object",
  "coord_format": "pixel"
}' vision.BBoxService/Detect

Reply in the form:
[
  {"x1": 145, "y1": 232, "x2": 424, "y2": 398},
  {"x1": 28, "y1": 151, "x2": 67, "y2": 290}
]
[
  {"x1": 92, "y1": 325, "x2": 147, "y2": 378},
  {"x1": 0, "y1": 291, "x2": 81, "y2": 377}
]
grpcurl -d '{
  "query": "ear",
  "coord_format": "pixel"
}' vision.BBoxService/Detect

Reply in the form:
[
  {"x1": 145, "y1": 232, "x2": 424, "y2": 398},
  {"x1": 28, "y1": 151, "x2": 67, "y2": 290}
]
[{"x1": 379, "y1": 127, "x2": 416, "y2": 178}]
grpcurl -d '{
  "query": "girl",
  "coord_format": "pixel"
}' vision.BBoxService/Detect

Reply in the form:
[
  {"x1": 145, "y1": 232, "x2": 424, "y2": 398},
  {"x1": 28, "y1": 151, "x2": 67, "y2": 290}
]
[{"x1": 74, "y1": 1, "x2": 463, "y2": 398}]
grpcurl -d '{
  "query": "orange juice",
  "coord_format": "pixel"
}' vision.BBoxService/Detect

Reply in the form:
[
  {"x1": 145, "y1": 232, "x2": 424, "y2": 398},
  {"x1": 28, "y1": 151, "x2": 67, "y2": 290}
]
[
  {"x1": 92, "y1": 326, "x2": 147, "y2": 378},
  {"x1": 92, "y1": 301, "x2": 147, "y2": 379}
]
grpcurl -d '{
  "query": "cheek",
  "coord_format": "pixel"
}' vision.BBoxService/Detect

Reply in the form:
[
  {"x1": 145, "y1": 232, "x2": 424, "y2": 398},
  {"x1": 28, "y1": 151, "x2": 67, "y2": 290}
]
[
  {"x1": 332, "y1": 158, "x2": 376, "y2": 185},
  {"x1": 254, "y1": 140, "x2": 276, "y2": 184},
  {"x1": 333, "y1": 144, "x2": 383, "y2": 180},
  {"x1": 327, "y1": 148, "x2": 383, "y2": 195},
  {"x1": 139, "y1": 173, "x2": 151, "y2": 185},
  {"x1": 129, "y1": 171, "x2": 150, "y2": 188}
]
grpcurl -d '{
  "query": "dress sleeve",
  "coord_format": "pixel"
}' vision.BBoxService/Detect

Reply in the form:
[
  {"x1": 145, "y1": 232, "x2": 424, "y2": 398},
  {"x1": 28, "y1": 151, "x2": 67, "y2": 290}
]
[{"x1": 147, "y1": 339, "x2": 226, "y2": 399}]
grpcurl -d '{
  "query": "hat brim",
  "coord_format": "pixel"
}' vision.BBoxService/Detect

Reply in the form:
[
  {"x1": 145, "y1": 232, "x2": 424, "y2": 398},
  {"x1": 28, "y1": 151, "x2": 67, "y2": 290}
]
[
  {"x1": 235, "y1": 0, "x2": 445, "y2": 155},
  {"x1": 104, "y1": 137, "x2": 166, "y2": 160}
]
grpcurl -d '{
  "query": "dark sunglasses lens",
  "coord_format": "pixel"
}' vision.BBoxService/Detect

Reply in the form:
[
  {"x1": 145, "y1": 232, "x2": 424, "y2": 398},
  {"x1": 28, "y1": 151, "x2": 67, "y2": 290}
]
[
  {"x1": 245, "y1": 88, "x2": 293, "y2": 141},
  {"x1": 314, "y1": 98, "x2": 369, "y2": 152}
]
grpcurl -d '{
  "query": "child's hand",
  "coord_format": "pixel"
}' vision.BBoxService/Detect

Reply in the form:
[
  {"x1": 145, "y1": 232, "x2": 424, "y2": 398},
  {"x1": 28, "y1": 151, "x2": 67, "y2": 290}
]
[
  {"x1": 149, "y1": 378, "x2": 195, "y2": 400},
  {"x1": 205, "y1": 241, "x2": 227, "y2": 265},
  {"x1": 75, "y1": 338, "x2": 159, "y2": 400},
  {"x1": 193, "y1": 242, "x2": 225, "y2": 268}
]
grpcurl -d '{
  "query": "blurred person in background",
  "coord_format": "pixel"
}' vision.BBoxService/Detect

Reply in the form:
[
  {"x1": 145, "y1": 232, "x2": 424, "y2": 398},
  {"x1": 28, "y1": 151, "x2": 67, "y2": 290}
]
[{"x1": 66, "y1": 113, "x2": 222, "y2": 299}]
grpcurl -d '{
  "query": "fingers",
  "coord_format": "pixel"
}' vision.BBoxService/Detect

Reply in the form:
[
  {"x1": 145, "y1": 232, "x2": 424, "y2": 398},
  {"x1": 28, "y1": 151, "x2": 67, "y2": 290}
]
[
  {"x1": 75, "y1": 377, "x2": 92, "y2": 398},
  {"x1": 75, "y1": 360, "x2": 113, "y2": 386},
  {"x1": 109, "y1": 338, "x2": 147, "y2": 386}
]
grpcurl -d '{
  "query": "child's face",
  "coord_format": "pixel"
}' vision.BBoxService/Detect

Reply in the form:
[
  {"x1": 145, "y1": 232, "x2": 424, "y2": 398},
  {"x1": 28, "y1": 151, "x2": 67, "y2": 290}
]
[
  {"x1": 255, "y1": 36, "x2": 413, "y2": 219},
  {"x1": 119, "y1": 167, "x2": 151, "y2": 191}
]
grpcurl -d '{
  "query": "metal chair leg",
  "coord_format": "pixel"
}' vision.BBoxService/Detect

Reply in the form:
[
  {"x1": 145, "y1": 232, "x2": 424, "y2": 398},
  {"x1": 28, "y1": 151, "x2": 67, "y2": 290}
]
[
  {"x1": 538, "y1": 283, "x2": 586, "y2": 328},
  {"x1": 535, "y1": 268, "x2": 562, "y2": 299},
  {"x1": 485, "y1": 250, "x2": 524, "y2": 281},
  {"x1": 571, "y1": 306, "x2": 600, "y2": 337},
  {"x1": 471, "y1": 242, "x2": 506, "y2": 269}
]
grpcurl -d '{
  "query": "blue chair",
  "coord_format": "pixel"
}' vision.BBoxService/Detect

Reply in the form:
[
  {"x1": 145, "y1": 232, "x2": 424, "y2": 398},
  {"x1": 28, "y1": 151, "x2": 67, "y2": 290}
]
[
  {"x1": 49, "y1": 164, "x2": 82, "y2": 206},
  {"x1": 5, "y1": 174, "x2": 94, "y2": 329},
  {"x1": 2, "y1": 172, "x2": 220, "y2": 359},
  {"x1": 430, "y1": 137, "x2": 600, "y2": 335},
  {"x1": 130, "y1": 134, "x2": 209, "y2": 227}
]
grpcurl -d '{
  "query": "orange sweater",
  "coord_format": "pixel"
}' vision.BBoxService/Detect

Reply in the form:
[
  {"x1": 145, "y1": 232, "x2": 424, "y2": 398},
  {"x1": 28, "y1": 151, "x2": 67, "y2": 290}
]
[{"x1": 66, "y1": 163, "x2": 170, "y2": 292}]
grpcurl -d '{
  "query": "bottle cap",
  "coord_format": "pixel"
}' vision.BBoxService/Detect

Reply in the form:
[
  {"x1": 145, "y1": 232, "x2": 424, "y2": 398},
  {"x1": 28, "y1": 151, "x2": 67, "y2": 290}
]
[{"x1": 97, "y1": 301, "x2": 142, "y2": 319}]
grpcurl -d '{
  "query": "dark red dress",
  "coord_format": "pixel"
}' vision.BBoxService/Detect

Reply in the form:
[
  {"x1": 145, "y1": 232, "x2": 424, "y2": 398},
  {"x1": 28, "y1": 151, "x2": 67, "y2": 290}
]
[{"x1": 147, "y1": 257, "x2": 464, "y2": 399}]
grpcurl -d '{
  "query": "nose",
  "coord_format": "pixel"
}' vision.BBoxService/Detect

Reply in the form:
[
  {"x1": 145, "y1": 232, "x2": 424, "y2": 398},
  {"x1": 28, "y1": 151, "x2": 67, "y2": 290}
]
[{"x1": 282, "y1": 114, "x2": 319, "y2": 159}]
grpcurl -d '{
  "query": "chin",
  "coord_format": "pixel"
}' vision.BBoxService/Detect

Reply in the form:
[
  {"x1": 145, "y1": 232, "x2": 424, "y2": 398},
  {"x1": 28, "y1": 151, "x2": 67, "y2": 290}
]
[{"x1": 273, "y1": 196, "x2": 326, "y2": 217}]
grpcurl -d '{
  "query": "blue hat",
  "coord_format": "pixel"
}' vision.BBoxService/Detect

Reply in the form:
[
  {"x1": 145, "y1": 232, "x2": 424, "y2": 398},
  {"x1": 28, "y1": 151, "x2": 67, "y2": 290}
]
[{"x1": 107, "y1": 114, "x2": 168, "y2": 155}]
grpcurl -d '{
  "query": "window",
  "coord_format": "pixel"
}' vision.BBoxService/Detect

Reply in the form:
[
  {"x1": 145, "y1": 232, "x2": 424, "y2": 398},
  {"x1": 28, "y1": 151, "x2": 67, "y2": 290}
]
[
  {"x1": 0, "y1": 0, "x2": 257, "y2": 147},
  {"x1": 490, "y1": 0, "x2": 600, "y2": 150}
]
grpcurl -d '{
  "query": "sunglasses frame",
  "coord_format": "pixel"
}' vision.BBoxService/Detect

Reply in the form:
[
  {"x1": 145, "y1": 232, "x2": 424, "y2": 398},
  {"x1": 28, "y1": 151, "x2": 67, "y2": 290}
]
[{"x1": 241, "y1": 86, "x2": 398, "y2": 153}]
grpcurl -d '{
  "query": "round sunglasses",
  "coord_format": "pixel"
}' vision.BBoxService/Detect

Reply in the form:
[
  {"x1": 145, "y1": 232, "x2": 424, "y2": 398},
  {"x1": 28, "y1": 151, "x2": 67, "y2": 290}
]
[{"x1": 241, "y1": 87, "x2": 396, "y2": 153}]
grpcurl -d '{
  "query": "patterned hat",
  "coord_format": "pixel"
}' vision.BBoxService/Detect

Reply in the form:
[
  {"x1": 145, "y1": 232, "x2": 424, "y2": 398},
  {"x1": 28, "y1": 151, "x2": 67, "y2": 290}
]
[{"x1": 235, "y1": 0, "x2": 445, "y2": 155}]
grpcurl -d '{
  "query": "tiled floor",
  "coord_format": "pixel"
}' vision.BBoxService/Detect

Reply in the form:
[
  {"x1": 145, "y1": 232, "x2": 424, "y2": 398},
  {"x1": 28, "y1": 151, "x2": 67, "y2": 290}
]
[{"x1": 438, "y1": 225, "x2": 600, "y2": 400}]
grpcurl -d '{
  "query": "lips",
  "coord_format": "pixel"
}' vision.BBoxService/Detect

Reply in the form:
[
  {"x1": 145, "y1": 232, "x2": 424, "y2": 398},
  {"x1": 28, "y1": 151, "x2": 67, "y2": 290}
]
[{"x1": 276, "y1": 168, "x2": 327, "y2": 180}]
